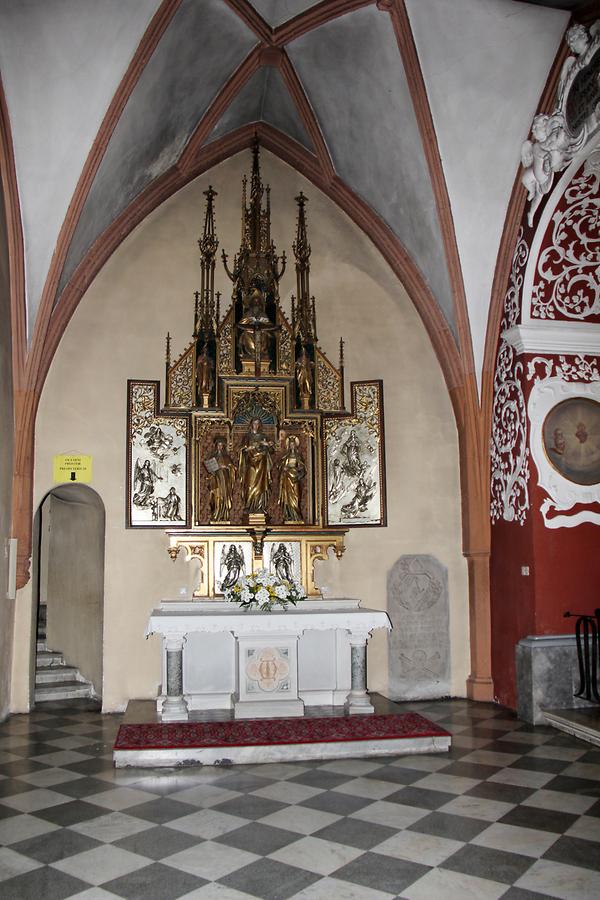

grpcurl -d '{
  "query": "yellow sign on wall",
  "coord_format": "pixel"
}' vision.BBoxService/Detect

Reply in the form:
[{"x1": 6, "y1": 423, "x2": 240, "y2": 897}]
[{"x1": 53, "y1": 454, "x2": 93, "y2": 484}]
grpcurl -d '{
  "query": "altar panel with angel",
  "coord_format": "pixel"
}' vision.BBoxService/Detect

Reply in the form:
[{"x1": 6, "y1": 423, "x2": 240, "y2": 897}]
[{"x1": 127, "y1": 381, "x2": 189, "y2": 527}]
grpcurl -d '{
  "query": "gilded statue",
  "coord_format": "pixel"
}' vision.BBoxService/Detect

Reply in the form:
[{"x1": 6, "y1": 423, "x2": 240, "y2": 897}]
[
  {"x1": 205, "y1": 437, "x2": 236, "y2": 522},
  {"x1": 196, "y1": 343, "x2": 214, "y2": 405},
  {"x1": 295, "y1": 344, "x2": 314, "y2": 408},
  {"x1": 238, "y1": 417, "x2": 275, "y2": 515},
  {"x1": 237, "y1": 283, "x2": 276, "y2": 365},
  {"x1": 277, "y1": 435, "x2": 306, "y2": 523}
]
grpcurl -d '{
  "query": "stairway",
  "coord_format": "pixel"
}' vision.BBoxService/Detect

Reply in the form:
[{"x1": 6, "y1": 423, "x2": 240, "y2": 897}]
[{"x1": 35, "y1": 604, "x2": 96, "y2": 703}]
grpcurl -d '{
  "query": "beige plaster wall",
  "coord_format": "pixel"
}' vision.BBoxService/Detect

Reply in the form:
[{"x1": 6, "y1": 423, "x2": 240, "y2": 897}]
[
  {"x1": 27, "y1": 150, "x2": 468, "y2": 711},
  {"x1": 0, "y1": 188, "x2": 15, "y2": 720}
]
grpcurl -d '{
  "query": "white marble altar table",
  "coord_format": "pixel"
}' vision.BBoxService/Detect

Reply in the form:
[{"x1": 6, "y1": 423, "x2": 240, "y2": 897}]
[{"x1": 146, "y1": 600, "x2": 391, "y2": 722}]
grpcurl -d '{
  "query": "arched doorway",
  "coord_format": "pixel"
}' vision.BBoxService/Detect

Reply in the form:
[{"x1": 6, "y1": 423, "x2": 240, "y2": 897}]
[{"x1": 33, "y1": 483, "x2": 105, "y2": 705}]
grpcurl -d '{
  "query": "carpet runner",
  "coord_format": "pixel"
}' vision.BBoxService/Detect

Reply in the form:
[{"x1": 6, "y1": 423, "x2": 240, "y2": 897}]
[{"x1": 114, "y1": 712, "x2": 449, "y2": 752}]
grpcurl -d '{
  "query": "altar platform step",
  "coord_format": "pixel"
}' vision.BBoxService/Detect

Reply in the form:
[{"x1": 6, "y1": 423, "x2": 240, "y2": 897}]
[{"x1": 113, "y1": 698, "x2": 451, "y2": 768}]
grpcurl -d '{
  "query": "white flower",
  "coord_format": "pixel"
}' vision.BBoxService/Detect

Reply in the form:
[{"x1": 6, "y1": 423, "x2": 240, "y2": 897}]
[
  {"x1": 256, "y1": 587, "x2": 270, "y2": 604},
  {"x1": 275, "y1": 584, "x2": 288, "y2": 600},
  {"x1": 240, "y1": 588, "x2": 252, "y2": 603}
]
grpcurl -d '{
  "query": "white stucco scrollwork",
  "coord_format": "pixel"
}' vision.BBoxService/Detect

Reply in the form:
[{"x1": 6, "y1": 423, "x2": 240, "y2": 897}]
[
  {"x1": 531, "y1": 151, "x2": 600, "y2": 320},
  {"x1": 491, "y1": 230, "x2": 531, "y2": 524}
]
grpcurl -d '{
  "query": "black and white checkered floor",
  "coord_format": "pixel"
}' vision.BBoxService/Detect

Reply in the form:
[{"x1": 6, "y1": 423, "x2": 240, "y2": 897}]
[{"x1": 1, "y1": 698, "x2": 600, "y2": 899}]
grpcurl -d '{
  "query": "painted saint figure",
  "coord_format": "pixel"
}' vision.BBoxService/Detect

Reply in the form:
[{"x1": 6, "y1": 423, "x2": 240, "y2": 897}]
[
  {"x1": 133, "y1": 459, "x2": 162, "y2": 508},
  {"x1": 152, "y1": 486, "x2": 183, "y2": 521},
  {"x1": 238, "y1": 418, "x2": 275, "y2": 515},
  {"x1": 271, "y1": 542, "x2": 294, "y2": 583},
  {"x1": 277, "y1": 435, "x2": 306, "y2": 523},
  {"x1": 205, "y1": 437, "x2": 236, "y2": 522},
  {"x1": 220, "y1": 544, "x2": 245, "y2": 592}
]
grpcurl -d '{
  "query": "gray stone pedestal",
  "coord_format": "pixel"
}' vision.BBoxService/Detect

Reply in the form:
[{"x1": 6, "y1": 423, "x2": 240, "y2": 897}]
[{"x1": 516, "y1": 634, "x2": 597, "y2": 725}]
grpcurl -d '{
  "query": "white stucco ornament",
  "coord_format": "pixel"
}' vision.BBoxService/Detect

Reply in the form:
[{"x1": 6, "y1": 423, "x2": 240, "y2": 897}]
[{"x1": 521, "y1": 21, "x2": 600, "y2": 227}]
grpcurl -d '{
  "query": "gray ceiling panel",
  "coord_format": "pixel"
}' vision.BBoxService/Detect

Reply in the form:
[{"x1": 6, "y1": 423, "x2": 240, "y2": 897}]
[
  {"x1": 262, "y1": 68, "x2": 313, "y2": 151},
  {"x1": 208, "y1": 67, "x2": 314, "y2": 152},
  {"x1": 59, "y1": 0, "x2": 256, "y2": 297},
  {"x1": 287, "y1": 6, "x2": 456, "y2": 335},
  {"x1": 249, "y1": 1, "x2": 322, "y2": 28}
]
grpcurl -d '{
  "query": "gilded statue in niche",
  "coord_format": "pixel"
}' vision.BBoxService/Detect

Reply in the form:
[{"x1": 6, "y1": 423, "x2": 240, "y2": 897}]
[
  {"x1": 205, "y1": 437, "x2": 236, "y2": 522},
  {"x1": 239, "y1": 417, "x2": 275, "y2": 515},
  {"x1": 196, "y1": 343, "x2": 214, "y2": 407},
  {"x1": 277, "y1": 435, "x2": 306, "y2": 523},
  {"x1": 295, "y1": 344, "x2": 314, "y2": 410}
]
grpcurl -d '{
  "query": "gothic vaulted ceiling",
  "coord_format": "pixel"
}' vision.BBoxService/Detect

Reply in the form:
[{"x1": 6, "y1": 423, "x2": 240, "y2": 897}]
[{"x1": 0, "y1": 0, "x2": 570, "y2": 391}]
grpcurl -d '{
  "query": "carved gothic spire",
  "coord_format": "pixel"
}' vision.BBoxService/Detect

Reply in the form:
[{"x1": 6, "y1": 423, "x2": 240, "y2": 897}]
[
  {"x1": 196, "y1": 186, "x2": 219, "y2": 338},
  {"x1": 292, "y1": 191, "x2": 317, "y2": 344},
  {"x1": 222, "y1": 139, "x2": 286, "y2": 302}
]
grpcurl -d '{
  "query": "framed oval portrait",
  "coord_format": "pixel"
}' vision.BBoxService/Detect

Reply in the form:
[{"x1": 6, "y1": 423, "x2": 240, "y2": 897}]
[{"x1": 543, "y1": 397, "x2": 600, "y2": 486}]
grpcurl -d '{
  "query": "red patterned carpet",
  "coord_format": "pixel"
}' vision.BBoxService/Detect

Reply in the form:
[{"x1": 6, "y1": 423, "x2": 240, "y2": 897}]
[{"x1": 114, "y1": 712, "x2": 450, "y2": 751}]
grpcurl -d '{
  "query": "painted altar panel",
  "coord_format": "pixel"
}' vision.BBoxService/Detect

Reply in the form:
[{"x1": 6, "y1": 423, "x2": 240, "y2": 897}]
[
  {"x1": 324, "y1": 381, "x2": 386, "y2": 527},
  {"x1": 127, "y1": 380, "x2": 189, "y2": 527}
]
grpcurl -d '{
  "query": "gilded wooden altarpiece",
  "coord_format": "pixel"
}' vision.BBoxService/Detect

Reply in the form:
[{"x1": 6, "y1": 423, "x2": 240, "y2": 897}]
[{"x1": 126, "y1": 143, "x2": 387, "y2": 594}]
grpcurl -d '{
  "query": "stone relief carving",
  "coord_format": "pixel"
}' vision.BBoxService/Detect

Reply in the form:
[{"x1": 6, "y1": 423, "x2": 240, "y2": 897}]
[
  {"x1": 387, "y1": 555, "x2": 450, "y2": 701},
  {"x1": 490, "y1": 229, "x2": 531, "y2": 525},
  {"x1": 521, "y1": 21, "x2": 600, "y2": 227},
  {"x1": 531, "y1": 151, "x2": 600, "y2": 320}
]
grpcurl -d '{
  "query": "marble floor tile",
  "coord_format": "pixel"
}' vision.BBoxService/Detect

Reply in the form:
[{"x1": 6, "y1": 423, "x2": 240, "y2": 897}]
[
  {"x1": 216, "y1": 822, "x2": 299, "y2": 856},
  {"x1": 219, "y1": 857, "x2": 319, "y2": 899},
  {"x1": 291, "y1": 876, "x2": 393, "y2": 899},
  {"x1": 70, "y1": 810, "x2": 155, "y2": 843},
  {"x1": 487, "y1": 768, "x2": 554, "y2": 789},
  {"x1": 0, "y1": 787, "x2": 71, "y2": 812},
  {"x1": 168, "y1": 785, "x2": 243, "y2": 808},
  {"x1": 167, "y1": 808, "x2": 249, "y2": 839},
  {"x1": 51, "y1": 844, "x2": 150, "y2": 885},
  {"x1": 403, "y1": 866, "x2": 507, "y2": 900},
  {"x1": 164, "y1": 841, "x2": 259, "y2": 880},
  {"x1": 0, "y1": 812, "x2": 60, "y2": 844},
  {"x1": 333, "y1": 850, "x2": 429, "y2": 895},
  {"x1": 438, "y1": 794, "x2": 515, "y2": 822},
  {"x1": 515, "y1": 858, "x2": 600, "y2": 899},
  {"x1": 257, "y1": 804, "x2": 340, "y2": 835},
  {"x1": 0, "y1": 846, "x2": 42, "y2": 880},
  {"x1": 522, "y1": 788, "x2": 596, "y2": 814},
  {"x1": 411, "y1": 772, "x2": 481, "y2": 794},
  {"x1": 269, "y1": 834, "x2": 363, "y2": 875},
  {"x1": 351, "y1": 799, "x2": 430, "y2": 830},
  {"x1": 566, "y1": 814, "x2": 600, "y2": 843},
  {"x1": 250, "y1": 780, "x2": 322, "y2": 804},
  {"x1": 331, "y1": 776, "x2": 401, "y2": 800},
  {"x1": 104, "y1": 861, "x2": 205, "y2": 900},
  {"x1": 473, "y1": 822, "x2": 560, "y2": 857},
  {"x1": 83, "y1": 786, "x2": 158, "y2": 810},
  {"x1": 374, "y1": 828, "x2": 463, "y2": 866}
]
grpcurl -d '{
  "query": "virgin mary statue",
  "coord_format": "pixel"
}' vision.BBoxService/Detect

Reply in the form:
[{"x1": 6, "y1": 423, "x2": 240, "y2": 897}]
[{"x1": 238, "y1": 418, "x2": 274, "y2": 514}]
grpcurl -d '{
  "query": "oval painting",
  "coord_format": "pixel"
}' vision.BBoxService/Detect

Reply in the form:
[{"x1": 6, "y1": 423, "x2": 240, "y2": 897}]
[{"x1": 543, "y1": 397, "x2": 600, "y2": 485}]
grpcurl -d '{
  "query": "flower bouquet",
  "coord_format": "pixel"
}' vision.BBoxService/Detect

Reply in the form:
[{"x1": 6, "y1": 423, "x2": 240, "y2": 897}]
[{"x1": 224, "y1": 569, "x2": 306, "y2": 611}]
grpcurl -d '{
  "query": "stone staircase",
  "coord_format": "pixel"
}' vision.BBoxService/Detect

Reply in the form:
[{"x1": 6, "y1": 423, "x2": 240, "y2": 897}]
[{"x1": 35, "y1": 605, "x2": 96, "y2": 703}]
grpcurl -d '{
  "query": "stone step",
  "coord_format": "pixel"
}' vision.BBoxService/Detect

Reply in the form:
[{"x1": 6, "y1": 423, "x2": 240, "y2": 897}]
[
  {"x1": 35, "y1": 681, "x2": 95, "y2": 702},
  {"x1": 35, "y1": 666, "x2": 80, "y2": 685},
  {"x1": 36, "y1": 650, "x2": 65, "y2": 668}
]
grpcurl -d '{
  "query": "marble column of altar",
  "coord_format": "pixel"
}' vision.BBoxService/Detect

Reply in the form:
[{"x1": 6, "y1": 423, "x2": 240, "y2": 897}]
[
  {"x1": 161, "y1": 634, "x2": 189, "y2": 722},
  {"x1": 345, "y1": 630, "x2": 374, "y2": 714}
]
